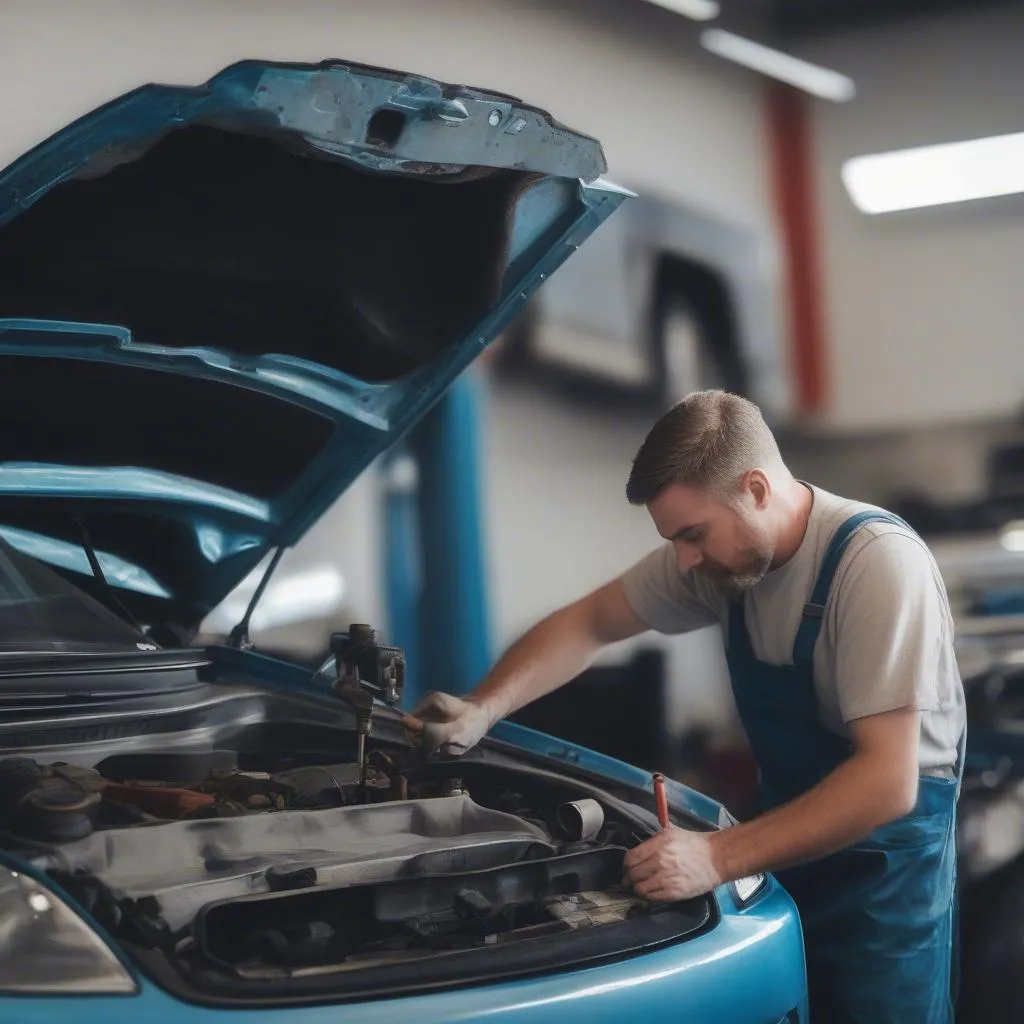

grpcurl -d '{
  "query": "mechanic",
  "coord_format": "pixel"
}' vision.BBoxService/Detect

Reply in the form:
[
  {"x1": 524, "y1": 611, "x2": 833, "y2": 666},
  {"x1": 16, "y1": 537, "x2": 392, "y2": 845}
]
[{"x1": 403, "y1": 388, "x2": 966, "y2": 1024}]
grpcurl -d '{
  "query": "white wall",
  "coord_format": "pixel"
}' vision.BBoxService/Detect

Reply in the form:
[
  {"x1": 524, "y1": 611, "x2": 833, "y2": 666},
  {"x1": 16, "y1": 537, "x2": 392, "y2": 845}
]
[
  {"x1": 0, "y1": 0, "x2": 774, "y2": 233},
  {"x1": 800, "y1": 6, "x2": 1024, "y2": 433}
]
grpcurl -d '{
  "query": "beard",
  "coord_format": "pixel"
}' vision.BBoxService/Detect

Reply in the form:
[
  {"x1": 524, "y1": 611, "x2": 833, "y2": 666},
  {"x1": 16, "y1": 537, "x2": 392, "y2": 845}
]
[{"x1": 697, "y1": 521, "x2": 775, "y2": 596}]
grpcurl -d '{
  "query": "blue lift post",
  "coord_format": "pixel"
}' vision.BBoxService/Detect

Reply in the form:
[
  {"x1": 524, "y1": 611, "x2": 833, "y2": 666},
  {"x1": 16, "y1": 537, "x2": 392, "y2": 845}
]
[
  {"x1": 383, "y1": 367, "x2": 494, "y2": 711},
  {"x1": 381, "y1": 443, "x2": 422, "y2": 702}
]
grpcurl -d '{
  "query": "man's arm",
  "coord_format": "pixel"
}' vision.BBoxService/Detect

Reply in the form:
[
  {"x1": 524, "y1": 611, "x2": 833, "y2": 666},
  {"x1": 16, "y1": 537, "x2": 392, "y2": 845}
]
[
  {"x1": 626, "y1": 706, "x2": 920, "y2": 900},
  {"x1": 404, "y1": 542, "x2": 720, "y2": 756},
  {"x1": 709, "y1": 706, "x2": 919, "y2": 878},
  {"x1": 472, "y1": 538, "x2": 723, "y2": 721},
  {"x1": 402, "y1": 578, "x2": 649, "y2": 753},
  {"x1": 470, "y1": 578, "x2": 650, "y2": 722}
]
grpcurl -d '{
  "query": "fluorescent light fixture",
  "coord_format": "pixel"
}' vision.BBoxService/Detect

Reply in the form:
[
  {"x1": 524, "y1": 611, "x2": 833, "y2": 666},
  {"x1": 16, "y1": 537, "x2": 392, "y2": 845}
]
[
  {"x1": 700, "y1": 28, "x2": 856, "y2": 102},
  {"x1": 643, "y1": 0, "x2": 720, "y2": 21},
  {"x1": 1001, "y1": 521, "x2": 1024, "y2": 553},
  {"x1": 843, "y1": 132, "x2": 1024, "y2": 214}
]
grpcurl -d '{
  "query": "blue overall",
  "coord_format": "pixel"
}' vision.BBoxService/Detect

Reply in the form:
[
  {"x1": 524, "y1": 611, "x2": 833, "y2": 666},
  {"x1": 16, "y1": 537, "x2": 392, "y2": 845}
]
[{"x1": 725, "y1": 510, "x2": 962, "y2": 1024}]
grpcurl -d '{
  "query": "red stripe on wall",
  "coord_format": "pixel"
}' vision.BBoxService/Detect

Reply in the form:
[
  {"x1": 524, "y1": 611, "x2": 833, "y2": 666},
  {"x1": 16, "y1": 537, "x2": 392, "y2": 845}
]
[{"x1": 766, "y1": 81, "x2": 828, "y2": 413}]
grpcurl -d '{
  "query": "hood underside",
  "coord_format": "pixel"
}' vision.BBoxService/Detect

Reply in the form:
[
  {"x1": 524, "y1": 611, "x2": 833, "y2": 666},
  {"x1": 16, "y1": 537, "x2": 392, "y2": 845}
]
[{"x1": 0, "y1": 59, "x2": 628, "y2": 630}]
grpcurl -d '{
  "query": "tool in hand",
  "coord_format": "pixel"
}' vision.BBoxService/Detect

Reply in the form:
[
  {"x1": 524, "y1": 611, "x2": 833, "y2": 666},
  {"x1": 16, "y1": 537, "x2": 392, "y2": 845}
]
[
  {"x1": 653, "y1": 772, "x2": 670, "y2": 830},
  {"x1": 621, "y1": 772, "x2": 673, "y2": 892}
]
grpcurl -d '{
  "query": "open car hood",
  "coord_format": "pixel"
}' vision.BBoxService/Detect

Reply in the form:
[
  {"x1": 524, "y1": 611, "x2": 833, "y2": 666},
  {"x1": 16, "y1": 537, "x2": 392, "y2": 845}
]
[{"x1": 0, "y1": 59, "x2": 628, "y2": 632}]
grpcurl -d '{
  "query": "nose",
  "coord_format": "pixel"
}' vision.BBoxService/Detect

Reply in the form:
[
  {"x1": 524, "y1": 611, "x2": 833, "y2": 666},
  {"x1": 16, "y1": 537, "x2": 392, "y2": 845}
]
[{"x1": 674, "y1": 543, "x2": 703, "y2": 571}]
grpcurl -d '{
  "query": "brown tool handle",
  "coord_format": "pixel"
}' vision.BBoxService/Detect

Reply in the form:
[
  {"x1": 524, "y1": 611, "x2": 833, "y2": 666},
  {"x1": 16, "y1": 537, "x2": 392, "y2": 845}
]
[{"x1": 653, "y1": 772, "x2": 670, "y2": 830}]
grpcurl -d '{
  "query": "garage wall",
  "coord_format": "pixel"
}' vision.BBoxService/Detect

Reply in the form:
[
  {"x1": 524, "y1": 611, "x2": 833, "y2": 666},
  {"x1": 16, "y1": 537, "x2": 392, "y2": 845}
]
[{"x1": 799, "y1": 5, "x2": 1024, "y2": 432}]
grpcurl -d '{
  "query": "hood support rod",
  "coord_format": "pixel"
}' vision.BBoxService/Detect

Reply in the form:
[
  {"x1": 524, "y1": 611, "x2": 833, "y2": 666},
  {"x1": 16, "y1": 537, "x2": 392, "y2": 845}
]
[
  {"x1": 227, "y1": 546, "x2": 287, "y2": 651},
  {"x1": 74, "y1": 513, "x2": 145, "y2": 635}
]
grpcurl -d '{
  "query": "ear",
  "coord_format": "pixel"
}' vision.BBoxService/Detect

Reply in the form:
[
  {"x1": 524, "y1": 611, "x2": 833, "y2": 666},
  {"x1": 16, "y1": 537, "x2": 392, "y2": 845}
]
[{"x1": 745, "y1": 469, "x2": 771, "y2": 510}]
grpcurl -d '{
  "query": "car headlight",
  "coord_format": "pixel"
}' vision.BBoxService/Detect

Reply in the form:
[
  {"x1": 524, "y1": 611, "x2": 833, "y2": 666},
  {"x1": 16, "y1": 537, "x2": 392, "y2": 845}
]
[
  {"x1": 0, "y1": 864, "x2": 137, "y2": 994},
  {"x1": 732, "y1": 873, "x2": 767, "y2": 904},
  {"x1": 716, "y1": 806, "x2": 767, "y2": 905}
]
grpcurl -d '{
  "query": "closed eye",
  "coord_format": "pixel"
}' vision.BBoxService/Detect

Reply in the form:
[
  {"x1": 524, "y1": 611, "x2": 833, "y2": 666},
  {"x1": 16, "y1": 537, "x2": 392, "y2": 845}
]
[{"x1": 676, "y1": 527, "x2": 705, "y2": 544}]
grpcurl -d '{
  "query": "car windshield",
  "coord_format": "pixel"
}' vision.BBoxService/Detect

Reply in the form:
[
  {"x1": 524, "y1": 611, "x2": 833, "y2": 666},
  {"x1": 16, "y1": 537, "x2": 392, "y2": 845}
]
[{"x1": 0, "y1": 539, "x2": 152, "y2": 654}]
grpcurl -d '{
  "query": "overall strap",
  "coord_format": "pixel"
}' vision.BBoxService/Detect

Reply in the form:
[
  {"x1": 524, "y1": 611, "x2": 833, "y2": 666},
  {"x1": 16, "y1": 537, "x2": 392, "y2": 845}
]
[{"x1": 792, "y1": 509, "x2": 912, "y2": 664}]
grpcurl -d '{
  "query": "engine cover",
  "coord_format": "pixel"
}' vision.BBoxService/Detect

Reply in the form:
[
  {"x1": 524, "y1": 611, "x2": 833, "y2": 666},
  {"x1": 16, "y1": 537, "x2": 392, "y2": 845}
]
[{"x1": 36, "y1": 795, "x2": 557, "y2": 931}]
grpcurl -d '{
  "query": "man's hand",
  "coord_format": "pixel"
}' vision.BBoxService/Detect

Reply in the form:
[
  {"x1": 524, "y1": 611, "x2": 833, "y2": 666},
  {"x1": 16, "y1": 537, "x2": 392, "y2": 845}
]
[
  {"x1": 402, "y1": 691, "x2": 494, "y2": 757},
  {"x1": 623, "y1": 826, "x2": 722, "y2": 902}
]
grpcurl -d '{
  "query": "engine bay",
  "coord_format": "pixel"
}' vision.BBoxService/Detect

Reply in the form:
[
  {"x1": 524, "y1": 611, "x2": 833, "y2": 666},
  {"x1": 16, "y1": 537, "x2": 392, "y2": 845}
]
[
  {"x1": 0, "y1": 625, "x2": 714, "y2": 1003},
  {"x1": 0, "y1": 736, "x2": 714, "y2": 1002}
]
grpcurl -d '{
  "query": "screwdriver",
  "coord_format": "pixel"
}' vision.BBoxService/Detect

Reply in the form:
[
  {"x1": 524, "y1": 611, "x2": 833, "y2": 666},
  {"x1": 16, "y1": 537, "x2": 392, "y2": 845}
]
[
  {"x1": 653, "y1": 772, "x2": 670, "y2": 830},
  {"x1": 622, "y1": 772, "x2": 673, "y2": 894}
]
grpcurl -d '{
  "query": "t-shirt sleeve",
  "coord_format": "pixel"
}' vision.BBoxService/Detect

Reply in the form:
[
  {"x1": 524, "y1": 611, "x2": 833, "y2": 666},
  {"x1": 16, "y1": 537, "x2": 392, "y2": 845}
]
[
  {"x1": 831, "y1": 531, "x2": 947, "y2": 723},
  {"x1": 619, "y1": 543, "x2": 721, "y2": 635}
]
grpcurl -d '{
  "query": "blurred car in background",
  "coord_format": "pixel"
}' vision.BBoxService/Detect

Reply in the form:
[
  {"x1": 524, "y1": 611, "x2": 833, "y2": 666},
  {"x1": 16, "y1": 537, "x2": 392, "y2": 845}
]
[
  {"x1": 0, "y1": 58, "x2": 808, "y2": 1023},
  {"x1": 493, "y1": 190, "x2": 790, "y2": 419}
]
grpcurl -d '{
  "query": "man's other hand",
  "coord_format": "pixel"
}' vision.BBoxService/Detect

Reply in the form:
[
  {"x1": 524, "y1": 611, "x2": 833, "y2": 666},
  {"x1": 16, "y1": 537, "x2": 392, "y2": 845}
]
[
  {"x1": 401, "y1": 691, "x2": 493, "y2": 757},
  {"x1": 623, "y1": 826, "x2": 722, "y2": 902}
]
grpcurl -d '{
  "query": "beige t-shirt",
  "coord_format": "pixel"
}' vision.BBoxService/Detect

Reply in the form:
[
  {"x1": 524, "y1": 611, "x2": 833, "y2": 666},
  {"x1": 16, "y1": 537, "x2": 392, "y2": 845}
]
[{"x1": 620, "y1": 484, "x2": 966, "y2": 771}]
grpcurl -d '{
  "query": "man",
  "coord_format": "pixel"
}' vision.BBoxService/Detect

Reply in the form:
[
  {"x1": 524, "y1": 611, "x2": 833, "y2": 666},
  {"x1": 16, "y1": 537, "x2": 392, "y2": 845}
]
[{"x1": 403, "y1": 389, "x2": 965, "y2": 1023}]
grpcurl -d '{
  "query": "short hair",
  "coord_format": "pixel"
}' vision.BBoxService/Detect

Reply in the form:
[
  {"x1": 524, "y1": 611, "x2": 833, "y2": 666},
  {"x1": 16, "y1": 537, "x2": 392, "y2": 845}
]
[{"x1": 626, "y1": 390, "x2": 782, "y2": 505}]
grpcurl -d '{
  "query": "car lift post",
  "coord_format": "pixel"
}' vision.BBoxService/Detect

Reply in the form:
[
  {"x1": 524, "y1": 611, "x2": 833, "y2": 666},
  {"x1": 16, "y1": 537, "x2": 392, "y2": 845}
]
[{"x1": 383, "y1": 367, "x2": 494, "y2": 711}]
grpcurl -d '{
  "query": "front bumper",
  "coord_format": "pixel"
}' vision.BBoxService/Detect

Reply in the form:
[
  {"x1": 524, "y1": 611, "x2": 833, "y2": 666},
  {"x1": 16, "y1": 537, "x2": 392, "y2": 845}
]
[{"x1": 0, "y1": 878, "x2": 807, "y2": 1024}]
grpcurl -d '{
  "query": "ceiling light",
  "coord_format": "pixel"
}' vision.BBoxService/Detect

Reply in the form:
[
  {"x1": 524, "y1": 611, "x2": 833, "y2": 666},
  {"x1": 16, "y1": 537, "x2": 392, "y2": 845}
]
[
  {"x1": 700, "y1": 29, "x2": 855, "y2": 102},
  {"x1": 1000, "y1": 521, "x2": 1024, "y2": 553},
  {"x1": 842, "y1": 132, "x2": 1024, "y2": 214},
  {"x1": 643, "y1": 0, "x2": 720, "y2": 21}
]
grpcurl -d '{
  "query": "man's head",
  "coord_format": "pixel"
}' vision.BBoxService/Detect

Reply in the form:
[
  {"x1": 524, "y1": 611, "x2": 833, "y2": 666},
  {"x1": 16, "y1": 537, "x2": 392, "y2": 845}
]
[{"x1": 626, "y1": 390, "x2": 789, "y2": 593}]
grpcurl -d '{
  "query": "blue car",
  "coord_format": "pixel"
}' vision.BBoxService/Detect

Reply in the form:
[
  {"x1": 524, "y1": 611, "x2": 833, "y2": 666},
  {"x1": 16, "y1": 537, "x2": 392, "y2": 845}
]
[{"x1": 0, "y1": 59, "x2": 807, "y2": 1023}]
